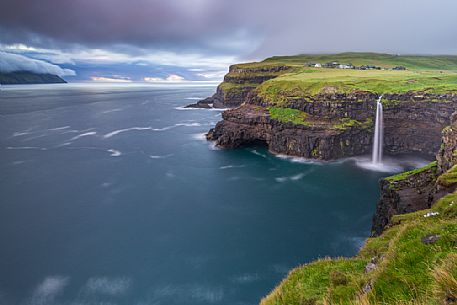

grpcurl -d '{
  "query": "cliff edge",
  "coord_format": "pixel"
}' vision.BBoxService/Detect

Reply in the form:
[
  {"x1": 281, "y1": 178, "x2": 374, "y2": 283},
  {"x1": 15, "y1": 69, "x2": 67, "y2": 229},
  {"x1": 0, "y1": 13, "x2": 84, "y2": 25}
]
[{"x1": 200, "y1": 53, "x2": 457, "y2": 304}]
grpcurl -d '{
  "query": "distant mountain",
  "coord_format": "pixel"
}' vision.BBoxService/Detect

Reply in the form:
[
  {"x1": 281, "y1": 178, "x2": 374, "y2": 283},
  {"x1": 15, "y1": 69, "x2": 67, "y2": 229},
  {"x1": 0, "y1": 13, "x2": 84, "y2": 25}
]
[{"x1": 0, "y1": 71, "x2": 66, "y2": 85}]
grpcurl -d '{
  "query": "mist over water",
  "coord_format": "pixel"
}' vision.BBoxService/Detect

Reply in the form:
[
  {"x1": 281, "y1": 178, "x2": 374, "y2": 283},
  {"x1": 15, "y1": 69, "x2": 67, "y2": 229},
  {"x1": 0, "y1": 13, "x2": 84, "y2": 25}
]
[{"x1": 0, "y1": 84, "x2": 423, "y2": 305}]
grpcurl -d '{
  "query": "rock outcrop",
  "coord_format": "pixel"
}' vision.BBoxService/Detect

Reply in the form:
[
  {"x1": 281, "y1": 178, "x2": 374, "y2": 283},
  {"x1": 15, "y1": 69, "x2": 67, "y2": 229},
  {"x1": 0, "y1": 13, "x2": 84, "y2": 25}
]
[
  {"x1": 436, "y1": 112, "x2": 457, "y2": 173},
  {"x1": 371, "y1": 163, "x2": 438, "y2": 236},
  {"x1": 372, "y1": 111, "x2": 457, "y2": 235},
  {"x1": 186, "y1": 64, "x2": 293, "y2": 108}
]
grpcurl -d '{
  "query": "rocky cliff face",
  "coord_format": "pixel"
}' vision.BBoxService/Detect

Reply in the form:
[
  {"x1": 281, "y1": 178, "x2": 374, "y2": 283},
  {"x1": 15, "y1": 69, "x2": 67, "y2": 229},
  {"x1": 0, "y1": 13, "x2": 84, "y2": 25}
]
[
  {"x1": 207, "y1": 104, "x2": 373, "y2": 159},
  {"x1": 372, "y1": 111, "x2": 457, "y2": 235},
  {"x1": 437, "y1": 112, "x2": 457, "y2": 173},
  {"x1": 371, "y1": 164, "x2": 438, "y2": 236},
  {"x1": 208, "y1": 93, "x2": 457, "y2": 160},
  {"x1": 186, "y1": 64, "x2": 293, "y2": 108}
]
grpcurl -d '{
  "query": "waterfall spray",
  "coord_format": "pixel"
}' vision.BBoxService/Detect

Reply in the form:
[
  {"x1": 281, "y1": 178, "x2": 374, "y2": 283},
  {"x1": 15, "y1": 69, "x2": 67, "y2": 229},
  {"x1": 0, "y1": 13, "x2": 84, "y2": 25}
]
[{"x1": 372, "y1": 95, "x2": 383, "y2": 164}]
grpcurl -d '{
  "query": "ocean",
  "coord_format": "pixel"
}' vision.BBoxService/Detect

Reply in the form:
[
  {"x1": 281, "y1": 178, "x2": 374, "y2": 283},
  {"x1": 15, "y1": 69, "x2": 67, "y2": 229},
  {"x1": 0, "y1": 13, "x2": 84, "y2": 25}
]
[{"x1": 0, "y1": 83, "x2": 420, "y2": 305}]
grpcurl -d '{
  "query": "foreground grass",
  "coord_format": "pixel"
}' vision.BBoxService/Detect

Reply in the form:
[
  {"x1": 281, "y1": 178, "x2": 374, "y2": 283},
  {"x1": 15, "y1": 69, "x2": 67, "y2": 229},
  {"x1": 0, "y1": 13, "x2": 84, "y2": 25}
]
[
  {"x1": 260, "y1": 190, "x2": 457, "y2": 305},
  {"x1": 438, "y1": 165, "x2": 457, "y2": 187}
]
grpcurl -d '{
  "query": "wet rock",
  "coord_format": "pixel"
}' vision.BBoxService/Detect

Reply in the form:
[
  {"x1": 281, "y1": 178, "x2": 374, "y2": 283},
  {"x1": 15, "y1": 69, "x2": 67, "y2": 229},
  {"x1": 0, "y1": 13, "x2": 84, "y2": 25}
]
[{"x1": 185, "y1": 97, "x2": 213, "y2": 109}]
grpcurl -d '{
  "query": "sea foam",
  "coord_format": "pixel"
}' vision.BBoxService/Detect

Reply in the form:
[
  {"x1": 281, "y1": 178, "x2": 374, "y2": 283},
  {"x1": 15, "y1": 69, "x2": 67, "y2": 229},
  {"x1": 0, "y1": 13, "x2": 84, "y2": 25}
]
[
  {"x1": 69, "y1": 131, "x2": 97, "y2": 141},
  {"x1": 108, "y1": 149, "x2": 122, "y2": 157}
]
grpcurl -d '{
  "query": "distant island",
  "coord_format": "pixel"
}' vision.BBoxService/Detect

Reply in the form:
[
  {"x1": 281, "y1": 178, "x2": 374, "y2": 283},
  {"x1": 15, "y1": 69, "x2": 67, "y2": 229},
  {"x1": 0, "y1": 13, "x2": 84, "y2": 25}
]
[
  {"x1": 0, "y1": 70, "x2": 67, "y2": 85},
  {"x1": 197, "y1": 53, "x2": 457, "y2": 304}
]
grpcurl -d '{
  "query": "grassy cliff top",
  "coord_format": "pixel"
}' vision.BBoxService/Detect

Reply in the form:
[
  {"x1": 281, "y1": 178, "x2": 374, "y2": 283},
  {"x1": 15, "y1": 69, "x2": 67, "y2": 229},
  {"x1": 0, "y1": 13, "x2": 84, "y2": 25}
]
[
  {"x1": 238, "y1": 52, "x2": 457, "y2": 71},
  {"x1": 224, "y1": 53, "x2": 457, "y2": 101},
  {"x1": 256, "y1": 68, "x2": 457, "y2": 102}
]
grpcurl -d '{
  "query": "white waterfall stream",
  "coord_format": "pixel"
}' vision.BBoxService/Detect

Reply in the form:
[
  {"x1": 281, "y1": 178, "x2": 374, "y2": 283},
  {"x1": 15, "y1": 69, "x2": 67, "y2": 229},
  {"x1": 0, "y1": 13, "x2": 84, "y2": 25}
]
[{"x1": 372, "y1": 95, "x2": 383, "y2": 164}]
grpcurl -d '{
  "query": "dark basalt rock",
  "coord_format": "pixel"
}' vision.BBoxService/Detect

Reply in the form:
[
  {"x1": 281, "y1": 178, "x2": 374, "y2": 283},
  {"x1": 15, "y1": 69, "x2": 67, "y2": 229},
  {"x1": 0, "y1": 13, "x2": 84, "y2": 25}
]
[
  {"x1": 185, "y1": 84, "x2": 255, "y2": 109},
  {"x1": 186, "y1": 64, "x2": 292, "y2": 109},
  {"x1": 437, "y1": 112, "x2": 457, "y2": 173},
  {"x1": 371, "y1": 167, "x2": 438, "y2": 236},
  {"x1": 421, "y1": 234, "x2": 440, "y2": 245},
  {"x1": 207, "y1": 105, "x2": 373, "y2": 160},
  {"x1": 372, "y1": 111, "x2": 457, "y2": 236},
  {"x1": 208, "y1": 93, "x2": 457, "y2": 160},
  {"x1": 185, "y1": 96, "x2": 223, "y2": 109}
]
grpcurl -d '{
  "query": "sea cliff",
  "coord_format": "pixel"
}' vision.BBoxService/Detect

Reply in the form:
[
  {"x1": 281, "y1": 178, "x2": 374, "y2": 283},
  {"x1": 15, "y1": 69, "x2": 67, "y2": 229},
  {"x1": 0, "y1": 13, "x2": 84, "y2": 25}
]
[
  {"x1": 208, "y1": 93, "x2": 456, "y2": 160},
  {"x1": 201, "y1": 53, "x2": 457, "y2": 304}
]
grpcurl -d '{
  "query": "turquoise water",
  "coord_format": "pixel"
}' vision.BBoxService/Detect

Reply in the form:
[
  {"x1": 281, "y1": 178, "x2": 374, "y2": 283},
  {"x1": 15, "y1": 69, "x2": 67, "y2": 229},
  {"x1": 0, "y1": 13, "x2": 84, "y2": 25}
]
[{"x1": 0, "y1": 84, "x2": 404, "y2": 305}]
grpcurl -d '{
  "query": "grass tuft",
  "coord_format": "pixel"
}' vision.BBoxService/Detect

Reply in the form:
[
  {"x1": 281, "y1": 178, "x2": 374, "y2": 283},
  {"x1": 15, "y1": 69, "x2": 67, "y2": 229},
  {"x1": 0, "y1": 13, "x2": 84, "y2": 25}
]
[
  {"x1": 268, "y1": 107, "x2": 311, "y2": 126},
  {"x1": 437, "y1": 165, "x2": 457, "y2": 187}
]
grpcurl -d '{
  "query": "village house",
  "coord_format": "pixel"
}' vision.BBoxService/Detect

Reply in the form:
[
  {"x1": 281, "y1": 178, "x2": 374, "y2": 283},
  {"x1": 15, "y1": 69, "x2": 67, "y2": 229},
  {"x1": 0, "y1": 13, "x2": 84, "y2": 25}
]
[{"x1": 306, "y1": 62, "x2": 322, "y2": 68}]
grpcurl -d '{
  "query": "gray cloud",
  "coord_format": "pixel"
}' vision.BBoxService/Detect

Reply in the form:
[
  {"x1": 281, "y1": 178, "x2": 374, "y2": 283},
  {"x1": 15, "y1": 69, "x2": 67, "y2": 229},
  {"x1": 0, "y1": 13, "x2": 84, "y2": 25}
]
[
  {"x1": 0, "y1": 0, "x2": 257, "y2": 55},
  {"x1": 0, "y1": 51, "x2": 76, "y2": 76},
  {"x1": 246, "y1": 0, "x2": 457, "y2": 57},
  {"x1": 0, "y1": 0, "x2": 456, "y2": 64}
]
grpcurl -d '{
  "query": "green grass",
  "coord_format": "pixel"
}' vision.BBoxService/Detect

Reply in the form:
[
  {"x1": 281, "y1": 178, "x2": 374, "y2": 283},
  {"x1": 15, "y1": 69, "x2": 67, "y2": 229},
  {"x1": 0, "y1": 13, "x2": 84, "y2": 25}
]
[
  {"x1": 256, "y1": 69, "x2": 457, "y2": 103},
  {"x1": 260, "y1": 191, "x2": 457, "y2": 305},
  {"x1": 219, "y1": 82, "x2": 257, "y2": 92},
  {"x1": 437, "y1": 165, "x2": 457, "y2": 187},
  {"x1": 219, "y1": 53, "x2": 457, "y2": 104},
  {"x1": 268, "y1": 107, "x2": 310, "y2": 125},
  {"x1": 385, "y1": 161, "x2": 437, "y2": 183},
  {"x1": 260, "y1": 258, "x2": 368, "y2": 305},
  {"x1": 261, "y1": 53, "x2": 457, "y2": 71},
  {"x1": 333, "y1": 118, "x2": 373, "y2": 130}
]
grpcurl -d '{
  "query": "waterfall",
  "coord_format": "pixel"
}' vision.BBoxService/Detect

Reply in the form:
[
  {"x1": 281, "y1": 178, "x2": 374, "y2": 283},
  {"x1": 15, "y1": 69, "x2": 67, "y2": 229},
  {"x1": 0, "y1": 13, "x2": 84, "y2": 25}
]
[{"x1": 372, "y1": 95, "x2": 383, "y2": 164}]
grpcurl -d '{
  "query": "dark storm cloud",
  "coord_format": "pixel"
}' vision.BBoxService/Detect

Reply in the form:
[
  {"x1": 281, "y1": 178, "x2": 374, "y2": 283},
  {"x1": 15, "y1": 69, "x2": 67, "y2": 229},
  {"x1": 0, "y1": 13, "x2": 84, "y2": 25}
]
[
  {"x1": 1, "y1": 0, "x2": 457, "y2": 59},
  {"x1": 0, "y1": 0, "x2": 259, "y2": 54}
]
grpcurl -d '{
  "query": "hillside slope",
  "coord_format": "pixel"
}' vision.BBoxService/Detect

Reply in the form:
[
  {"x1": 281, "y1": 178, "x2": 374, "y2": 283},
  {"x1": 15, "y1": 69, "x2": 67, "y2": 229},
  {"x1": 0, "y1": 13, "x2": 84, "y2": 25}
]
[{"x1": 0, "y1": 71, "x2": 67, "y2": 85}]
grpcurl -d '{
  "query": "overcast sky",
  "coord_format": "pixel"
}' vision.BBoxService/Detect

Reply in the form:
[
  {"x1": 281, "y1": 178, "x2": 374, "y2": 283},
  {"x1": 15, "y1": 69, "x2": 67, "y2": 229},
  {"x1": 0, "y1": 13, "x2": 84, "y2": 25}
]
[{"x1": 1, "y1": 0, "x2": 457, "y2": 81}]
